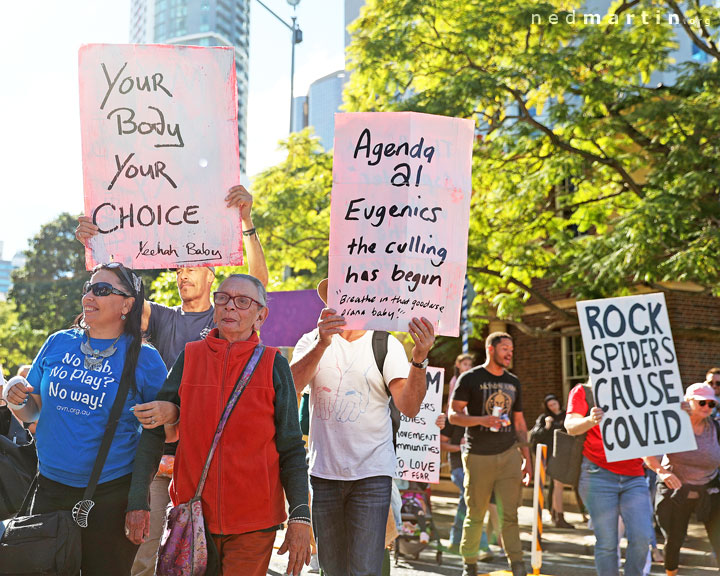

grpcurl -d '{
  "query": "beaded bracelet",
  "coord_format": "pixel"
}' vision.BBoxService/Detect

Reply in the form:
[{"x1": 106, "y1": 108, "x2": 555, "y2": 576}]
[{"x1": 288, "y1": 518, "x2": 312, "y2": 526}]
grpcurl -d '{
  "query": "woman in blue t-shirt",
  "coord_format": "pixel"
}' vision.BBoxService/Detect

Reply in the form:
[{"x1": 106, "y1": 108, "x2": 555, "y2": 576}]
[{"x1": 4, "y1": 263, "x2": 167, "y2": 576}]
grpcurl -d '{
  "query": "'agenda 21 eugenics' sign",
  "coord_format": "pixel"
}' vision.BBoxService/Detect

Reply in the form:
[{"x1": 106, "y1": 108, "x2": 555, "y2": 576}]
[{"x1": 577, "y1": 293, "x2": 696, "y2": 462}]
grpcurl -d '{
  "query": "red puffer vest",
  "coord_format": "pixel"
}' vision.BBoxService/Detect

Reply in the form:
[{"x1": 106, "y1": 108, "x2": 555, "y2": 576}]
[{"x1": 170, "y1": 329, "x2": 286, "y2": 534}]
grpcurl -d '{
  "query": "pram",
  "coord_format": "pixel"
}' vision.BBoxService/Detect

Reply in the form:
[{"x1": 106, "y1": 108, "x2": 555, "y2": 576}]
[{"x1": 394, "y1": 482, "x2": 443, "y2": 565}]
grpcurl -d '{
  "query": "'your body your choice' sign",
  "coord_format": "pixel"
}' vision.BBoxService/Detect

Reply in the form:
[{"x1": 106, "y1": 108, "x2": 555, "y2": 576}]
[
  {"x1": 577, "y1": 293, "x2": 696, "y2": 462},
  {"x1": 79, "y1": 44, "x2": 243, "y2": 269}
]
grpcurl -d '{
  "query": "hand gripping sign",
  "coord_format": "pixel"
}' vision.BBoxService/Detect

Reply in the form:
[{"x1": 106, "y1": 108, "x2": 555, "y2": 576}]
[
  {"x1": 576, "y1": 293, "x2": 696, "y2": 462},
  {"x1": 79, "y1": 44, "x2": 243, "y2": 270},
  {"x1": 328, "y1": 112, "x2": 474, "y2": 336}
]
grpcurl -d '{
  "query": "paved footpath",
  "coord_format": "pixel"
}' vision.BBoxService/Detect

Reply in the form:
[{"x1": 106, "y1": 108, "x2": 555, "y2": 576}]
[{"x1": 267, "y1": 493, "x2": 717, "y2": 576}]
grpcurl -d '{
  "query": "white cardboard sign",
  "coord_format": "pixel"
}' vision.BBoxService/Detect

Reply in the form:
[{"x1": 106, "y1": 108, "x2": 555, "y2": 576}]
[
  {"x1": 395, "y1": 367, "x2": 444, "y2": 483},
  {"x1": 577, "y1": 293, "x2": 696, "y2": 462}
]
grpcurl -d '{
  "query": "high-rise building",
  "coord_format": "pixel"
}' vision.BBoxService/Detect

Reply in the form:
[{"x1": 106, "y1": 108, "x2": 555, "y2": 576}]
[
  {"x1": 0, "y1": 243, "x2": 25, "y2": 299},
  {"x1": 307, "y1": 71, "x2": 347, "y2": 151},
  {"x1": 291, "y1": 95, "x2": 308, "y2": 133},
  {"x1": 130, "y1": 0, "x2": 250, "y2": 171}
]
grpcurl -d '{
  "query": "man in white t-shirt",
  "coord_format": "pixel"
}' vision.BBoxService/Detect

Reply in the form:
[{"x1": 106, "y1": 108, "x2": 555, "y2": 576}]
[{"x1": 290, "y1": 279, "x2": 435, "y2": 576}]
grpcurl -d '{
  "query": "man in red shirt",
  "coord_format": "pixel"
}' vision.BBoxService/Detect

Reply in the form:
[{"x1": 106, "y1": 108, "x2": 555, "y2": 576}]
[{"x1": 565, "y1": 382, "x2": 653, "y2": 576}]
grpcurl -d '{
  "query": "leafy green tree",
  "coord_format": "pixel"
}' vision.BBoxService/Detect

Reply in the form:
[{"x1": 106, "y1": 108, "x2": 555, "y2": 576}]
[
  {"x1": 0, "y1": 300, "x2": 45, "y2": 376},
  {"x1": 251, "y1": 129, "x2": 333, "y2": 290},
  {"x1": 345, "y1": 0, "x2": 720, "y2": 333},
  {"x1": 11, "y1": 213, "x2": 88, "y2": 333}
]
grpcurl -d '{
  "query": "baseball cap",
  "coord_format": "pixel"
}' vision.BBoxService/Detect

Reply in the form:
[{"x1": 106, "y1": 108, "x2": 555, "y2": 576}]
[{"x1": 684, "y1": 382, "x2": 716, "y2": 402}]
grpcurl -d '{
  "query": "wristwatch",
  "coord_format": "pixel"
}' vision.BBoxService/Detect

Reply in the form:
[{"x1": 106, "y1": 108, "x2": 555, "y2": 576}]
[{"x1": 411, "y1": 358, "x2": 429, "y2": 369}]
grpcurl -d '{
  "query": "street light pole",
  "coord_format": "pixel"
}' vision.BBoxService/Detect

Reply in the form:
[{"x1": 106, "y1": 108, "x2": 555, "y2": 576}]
[{"x1": 255, "y1": 0, "x2": 302, "y2": 133}]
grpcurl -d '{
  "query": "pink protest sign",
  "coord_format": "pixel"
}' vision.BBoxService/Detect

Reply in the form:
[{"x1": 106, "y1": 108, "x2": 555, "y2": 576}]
[
  {"x1": 79, "y1": 44, "x2": 242, "y2": 270},
  {"x1": 328, "y1": 112, "x2": 473, "y2": 336}
]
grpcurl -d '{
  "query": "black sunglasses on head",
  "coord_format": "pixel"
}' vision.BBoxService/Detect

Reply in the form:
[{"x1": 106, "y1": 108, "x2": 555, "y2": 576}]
[
  {"x1": 698, "y1": 399, "x2": 717, "y2": 408},
  {"x1": 83, "y1": 281, "x2": 131, "y2": 298}
]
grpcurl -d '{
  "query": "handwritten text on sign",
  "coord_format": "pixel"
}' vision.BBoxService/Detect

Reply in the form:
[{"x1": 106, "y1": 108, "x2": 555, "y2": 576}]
[
  {"x1": 79, "y1": 44, "x2": 243, "y2": 269},
  {"x1": 395, "y1": 367, "x2": 444, "y2": 483},
  {"x1": 328, "y1": 112, "x2": 473, "y2": 336},
  {"x1": 577, "y1": 293, "x2": 696, "y2": 462}
]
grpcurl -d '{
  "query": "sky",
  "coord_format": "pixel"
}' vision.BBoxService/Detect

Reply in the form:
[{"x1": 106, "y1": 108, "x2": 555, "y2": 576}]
[{"x1": 0, "y1": 0, "x2": 345, "y2": 259}]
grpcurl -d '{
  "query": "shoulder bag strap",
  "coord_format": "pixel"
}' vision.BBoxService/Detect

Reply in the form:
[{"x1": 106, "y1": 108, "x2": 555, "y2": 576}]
[
  {"x1": 193, "y1": 345, "x2": 265, "y2": 499},
  {"x1": 16, "y1": 370, "x2": 132, "y2": 520},
  {"x1": 81, "y1": 374, "x2": 132, "y2": 503}
]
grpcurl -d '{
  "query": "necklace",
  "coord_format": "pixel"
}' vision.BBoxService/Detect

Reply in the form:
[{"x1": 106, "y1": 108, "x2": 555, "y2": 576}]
[{"x1": 80, "y1": 333, "x2": 122, "y2": 371}]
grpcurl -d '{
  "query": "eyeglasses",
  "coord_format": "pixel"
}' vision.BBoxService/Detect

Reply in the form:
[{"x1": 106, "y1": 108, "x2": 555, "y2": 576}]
[
  {"x1": 698, "y1": 400, "x2": 717, "y2": 408},
  {"x1": 83, "y1": 281, "x2": 131, "y2": 298},
  {"x1": 213, "y1": 291, "x2": 264, "y2": 310}
]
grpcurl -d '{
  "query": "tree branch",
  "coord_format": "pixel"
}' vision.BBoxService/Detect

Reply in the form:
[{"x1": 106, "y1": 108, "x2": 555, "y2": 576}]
[
  {"x1": 469, "y1": 266, "x2": 578, "y2": 323},
  {"x1": 665, "y1": 0, "x2": 720, "y2": 60}
]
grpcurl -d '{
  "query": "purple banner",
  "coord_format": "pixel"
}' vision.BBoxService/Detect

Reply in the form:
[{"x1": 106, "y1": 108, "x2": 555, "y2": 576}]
[{"x1": 260, "y1": 289, "x2": 324, "y2": 347}]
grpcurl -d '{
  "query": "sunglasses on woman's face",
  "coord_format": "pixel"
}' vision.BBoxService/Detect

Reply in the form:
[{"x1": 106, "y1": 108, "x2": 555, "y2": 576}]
[
  {"x1": 83, "y1": 281, "x2": 131, "y2": 298},
  {"x1": 698, "y1": 400, "x2": 717, "y2": 408}
]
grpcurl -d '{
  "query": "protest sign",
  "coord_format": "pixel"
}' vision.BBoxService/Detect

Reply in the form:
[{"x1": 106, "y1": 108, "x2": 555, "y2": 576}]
[
  {"x1": 328, "y1": 112, "x2": 473, "y2": 336},
  {"x1": 395, "y1": 367, "x2": 444, "y2": 483},
  {"x1": 577, "y1": 293, "x2": 696, "y2": 462},
  {"x1": 79, "y1": 44, "x2": 243, "y2": 269}
]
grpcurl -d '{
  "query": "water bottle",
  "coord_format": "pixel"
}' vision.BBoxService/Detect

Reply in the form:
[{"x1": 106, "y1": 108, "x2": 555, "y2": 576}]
[{"x1": 490, "y1": 405, "x2": 502, "y2": 432}]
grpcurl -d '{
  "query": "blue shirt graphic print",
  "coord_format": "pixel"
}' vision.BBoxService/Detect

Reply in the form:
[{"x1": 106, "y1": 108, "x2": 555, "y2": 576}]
[{"x1": 26, "y1": 329, "x2": 167, "y2": 487}]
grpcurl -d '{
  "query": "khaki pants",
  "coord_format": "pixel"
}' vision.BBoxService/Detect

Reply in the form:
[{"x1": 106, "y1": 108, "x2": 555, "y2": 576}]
[
  {"x1": 131, "y1": 475, "x2": 171, "y2": 576},
  {"x1": 461, "y1": 446, "x2": 524, "y2": 564}
]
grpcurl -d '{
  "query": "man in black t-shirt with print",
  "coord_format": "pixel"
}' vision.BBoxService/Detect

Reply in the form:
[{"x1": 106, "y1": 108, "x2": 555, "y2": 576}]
[{"x1": 449, "y1": 332, "x2": 531, "y2": 576}]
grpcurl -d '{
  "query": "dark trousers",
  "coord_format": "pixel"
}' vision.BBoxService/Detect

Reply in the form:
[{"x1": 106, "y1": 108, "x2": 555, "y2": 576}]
[
  {"x1": 32, "y1": 473, "x2": 139, "y2": 576},
  {"x1": 656, "y1": 482, "x2": 720, "y2": 571}
]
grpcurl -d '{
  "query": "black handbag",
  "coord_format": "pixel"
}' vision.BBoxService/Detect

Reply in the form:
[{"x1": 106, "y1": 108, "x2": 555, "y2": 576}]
[
  {"x1": 0, "y1": 409, "x2": 38, "y2": 520},
  {"x1": 0, "y1": 375, "x2": 131, "y2": 576},
  {"x1": 546, "y1": 384, "x2": 594, "y2": 488}
]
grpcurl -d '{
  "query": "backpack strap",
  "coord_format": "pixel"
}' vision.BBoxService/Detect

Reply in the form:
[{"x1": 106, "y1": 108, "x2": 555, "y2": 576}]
[
  {"x1": 372, "y1": 331, "x2": 390, "y2": 395},
  {"x1": 582, "y1": 383, "x2": 595, "y2": 415}
]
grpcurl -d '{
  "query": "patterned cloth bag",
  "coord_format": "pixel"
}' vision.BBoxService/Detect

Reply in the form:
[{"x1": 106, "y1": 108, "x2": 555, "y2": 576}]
[{"x1": 156, "y1": 345, "x2": 265, "y2": 576}]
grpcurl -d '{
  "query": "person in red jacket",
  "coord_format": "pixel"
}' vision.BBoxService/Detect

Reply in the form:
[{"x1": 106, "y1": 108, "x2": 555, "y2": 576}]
[{"x1": 127, "y1": 274, "x2": 310, "y2": 576}]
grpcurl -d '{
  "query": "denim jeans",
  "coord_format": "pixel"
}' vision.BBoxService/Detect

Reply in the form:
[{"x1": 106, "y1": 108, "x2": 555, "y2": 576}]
[
  {"x1": 578, "y1": 458, "x2": 653, "y2": 576},
  {"x1": 450, "y1": 466, "x2": 467, "y2": 546},
  {"x1": 311, "y1": 475, "x2": 392, "y2": 576}
]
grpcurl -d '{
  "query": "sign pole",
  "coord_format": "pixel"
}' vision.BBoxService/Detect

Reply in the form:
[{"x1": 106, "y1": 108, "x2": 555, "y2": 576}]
[{"x1": 531, "y1": 443, "x2": 547, "y2": 575}]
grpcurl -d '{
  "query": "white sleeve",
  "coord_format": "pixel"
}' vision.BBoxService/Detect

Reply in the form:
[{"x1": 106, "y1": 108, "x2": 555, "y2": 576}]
[
  {"x1": 292, "y1": 329, "x2": 319, "y2": 361},
  {"x1": 383, "y1": 334, "x2": 410, "y2": 384}
]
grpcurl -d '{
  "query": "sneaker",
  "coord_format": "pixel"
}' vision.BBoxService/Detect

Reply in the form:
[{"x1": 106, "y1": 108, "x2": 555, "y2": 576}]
[
  {"x1": 462, "y1": 563, "x2": 478, "y2": 576},
  {"x1": 308, "y1": 553, "x2": 320, "y2": 573},
  {"x1": 477, "y1": 548, "x2": 494, "y2": 562},
  {"x1": 510, "y1": 561, "x2": 527, "y2": 576}
]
